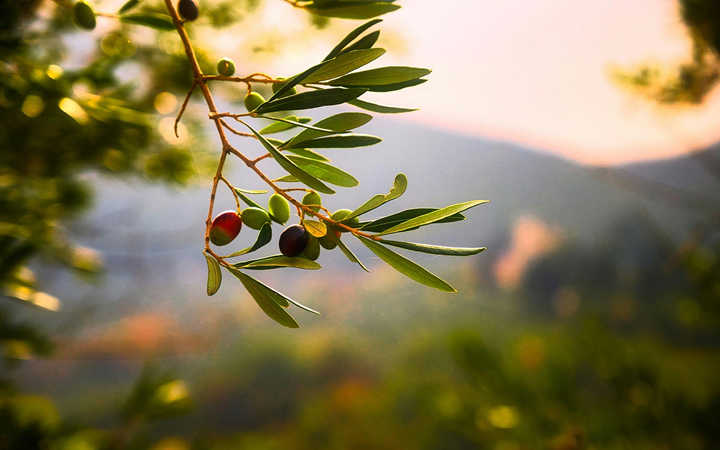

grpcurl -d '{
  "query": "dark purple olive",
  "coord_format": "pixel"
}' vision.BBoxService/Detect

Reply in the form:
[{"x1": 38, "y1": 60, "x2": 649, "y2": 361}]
[
  {"x1": 279, "y1": 224, "x2": 309, "y2": 257},
  {"x1": 178, "y1": 0, "x2": 199, "y2": 21}
]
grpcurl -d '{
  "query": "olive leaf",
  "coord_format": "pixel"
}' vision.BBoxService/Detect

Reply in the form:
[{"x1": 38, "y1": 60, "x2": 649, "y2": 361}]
[
  {"x1": 255, "y1": 88, "x2": 368, "y2": 114},
  {"x1": 341, "y1": 30, "x2": 380, "y2": 54},
  {"x1": 241, "y1": 121, "x2": 336, "y2": 194},
  {"x1": 234, "y1": 188, "x2": 268, "y2": 194},
  {"x1": 259, "y1": 116, "x2": 311, "y2": 135},
  {"x1": 378, "y1": 239, "x2": 486, "y2": 256},
  {"x1": 337, "y1": 239, "x2": 369, "y2": 272},
  {"x1": 287, "y1": 155, "x2": 359, "y2": 187},
  {"x1": 378, "y1": 200, "x2": 489, "y2": 235},
  {"x1": 303, "y1": 220, "x2": 328, "y2": 238},
  {"x1": 285, "y1": 112, "x2": 372, "y2": 148},
  {"x1": 228, "y1": 269, "x2": 299, "y2": 328},
  {"x1": 360, "y1": 208, "x2": 465, "y2": 232},
  {"x1": 257, "y1": 115, "x2": 350, "y2": 134},
  {"x1": 204, "y1": 252, "x2": 221, "y2": 296},
  {"x1": 354, "y1": 78, "x2": 427, "y2": 92},
  {"x1": 285, "y1": 134, "x2": 381, "y2": 150},
  {"x1": 286, "y1": 148, "x2": 330, "y2": 161},
  {"x1": 234, "y1": 254, "x2": 322, "y2": 270},
  {"x1": 347, "y1": 173, "x2": 407, "y2": 219},
  {"x1": 118, "y1": 0, "x2": 141, "y2": 14},
  {"x1": 328, "y1": 66, "x2": 431, "y2": 87},
  {"x1": 304, "y1": 48, "x2": 386, "y2": 83},
  {"x1": 349, "y1": 98, "x2": 418, "y2": 114},
  {"x1": 307, "y1": 3, "x2": 401, "y2": 20},
  {"x1": 356, "y1": 236, "x2": 456, "y2": 292},
  {"x1": 324, "y1": 18, "x2": 383, "y2": 60},
  {"x1": 222, "y1": 223, "x2": 272, "y2": 258}
]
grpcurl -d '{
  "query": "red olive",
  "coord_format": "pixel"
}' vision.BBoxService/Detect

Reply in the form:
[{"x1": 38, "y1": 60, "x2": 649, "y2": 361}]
[
  {"x1": 279, "y1": 224, "x2": 309, "y2": 257},
  {"x1": 209, "y1": 210, "x2": 242, "y2": 246}
]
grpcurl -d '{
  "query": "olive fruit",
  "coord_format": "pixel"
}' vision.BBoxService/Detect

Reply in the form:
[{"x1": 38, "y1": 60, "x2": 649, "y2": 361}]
[
  {"x1": 73, "y1": 1, "x2": 96, "y2": 30},
  {"x1": 271, "y1": 78, "x2": 297, "y2": 97},
  {"x1": 300, "y1": 235, "x2": 320, "y2": 261},
  {"x1": 268, "y1": 193, "x2": 290, "y2": 224},
  {"x1": 331, "y1": 209, "x2": 360, "y2": 228},
  {"x1": 279, "y1": 224, "x2": 309, "y2": 257},
  {"x1": 209, "y1": 210, "x2": 242, "y2": 246},
  {"x1": 216, "y1": 57, "x2": 236, "y2": 77},
  {"x1": 178, "y1": 0, "x2": 199, "y2": 21},
  {"x1": 319, "y1": 228, "x2": 341, "y2": 250},
  {"x1": 302, "y1": 191, "x2": 322, "y2": 212},
  {"x1": 241, "y1": 207, "x2": 270, "y2": 230},
  {"x1": 244, "y1": 91, "x2": 265, "y2": 112}
]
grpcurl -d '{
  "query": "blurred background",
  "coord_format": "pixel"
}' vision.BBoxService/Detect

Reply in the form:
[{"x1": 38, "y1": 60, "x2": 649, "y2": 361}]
[{"x1": 2, "y1": 0, "x2": 720, "y2": 449}]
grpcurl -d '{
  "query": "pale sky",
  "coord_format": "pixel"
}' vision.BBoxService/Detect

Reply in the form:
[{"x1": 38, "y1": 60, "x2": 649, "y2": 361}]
[{"x1": 377, "y1": 0, "x2": 720, "y2": 164}]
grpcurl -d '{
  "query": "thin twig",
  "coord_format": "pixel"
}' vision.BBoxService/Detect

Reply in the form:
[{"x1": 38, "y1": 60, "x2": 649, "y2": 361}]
[{"x1": 174, "y1": 81, "x2": 197, "y2": 138}]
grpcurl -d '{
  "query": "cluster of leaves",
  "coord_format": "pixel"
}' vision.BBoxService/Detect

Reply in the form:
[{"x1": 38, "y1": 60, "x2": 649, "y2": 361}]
[{"x1": 191, "y1": 16, "x2": 487, "y2": 327}]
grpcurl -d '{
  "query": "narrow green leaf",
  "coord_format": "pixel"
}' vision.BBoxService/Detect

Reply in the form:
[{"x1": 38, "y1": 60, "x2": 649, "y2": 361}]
[
  {"x1": 361, "y1": 208, "x2": 465, "y2": 232},
  {"x1": 308, "y1": 3, "x2": 401, "y2": 19},
  {"x1": 378, "y1": 239, "x2": 487, "y2": 256},
  {"x1": 303, "y1": 220, "x2": 327, "y2": 238},
  {"x1": 257, "y1": 114, "x2": 350, "y2": 134},
  {"x1": 222, "y1": 223, "x2": 272, "y2": 257},
  {"x1": 265, "y1": 59, "x2": 334, "y2": 102},
  {"x1": 337, "y1": 239, "x2": 369, "y2": 272},
  {"x1": 341, "y1": 30, "x2": 380, "y2": 54},
  {"x1": 274, "y1": 175, "x2": 299, "y2": 183},
  {"x1": 329, "y1": 66, "x2": 431, "y2": 86},
  {"x1": 259, "y1": 115, "x2": 301, "y2": 135},
  {"x1": 285, "y1": 112, "x2": 372, "y2": 148},
  {"x1": 324, "y1": 18, "x2": 383, "y2": 60},
  {"x1": 235, "y1": 190, "x2": 264, "y2": 209},
  {"x1": 241, "y1": 121, "x2": 335, "y2": 194},
  {"x1": 118, "y1": 0, "x2": 141, "y2": 14},
  {"x1": 304, "y1": 48, "x2": 386, "y2": 83},
  {"x1": 119, "y1": 13, "x2": 175, "y2": 30},
  {"x1": 286, "y1": 134, "x2": 381, "y2": 149},
  {"x1": 287, "y1": 155, "x2": 359, "y2": 187},
  {"x1": 354, "y1": 78, "x2": 427, "y2": 92},
  {"x1": 349, "y1": 98, "x2": 417, "y2": 114},
  {"x1": 235, "y1": 188, "x2": 268, "y2": 194},
  {"x1": 286, "y1": 148, "x2": 330, "y2": 161},
  {"x1": 204, "y1": 252, "x2": 221, "y2": 296},
  {"x1": 235, "y1": 254, "x2": 322, "y2": 270},
  {"x1": 347, "y1": 173, "x2": 407, "y2": 219},
  {"x1": 357, "y1": 236, "x2": 456, "y2": 292},
  {"x1": 228, "y1": 268, "x2": 299, "y2": 328},
  {"x1": 255, "y1": 88, "x2": 367, "y2": 114},
  {"x1": 379, "y1": 200, "x2": 489, "y2": 235}
]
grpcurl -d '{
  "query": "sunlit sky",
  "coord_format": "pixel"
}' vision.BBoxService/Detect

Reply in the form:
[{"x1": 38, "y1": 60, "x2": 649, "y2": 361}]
[{"x1": 382, "y1": 0, "x2": 720, "y2": 164}]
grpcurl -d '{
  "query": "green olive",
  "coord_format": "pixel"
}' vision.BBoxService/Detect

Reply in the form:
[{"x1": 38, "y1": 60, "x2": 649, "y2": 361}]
[
  {"x1": 300, "y1": 235, "x2": 320, "y2": 261},
  {"x1": 302, "y1": 191, "x2": 322, "y2": 212},
  {"x1": 216, "y1": 57, "x2": 236, "y2": 77},
  {"x1": 241, "y1": 207, "x2": 270, "y2": 230},
  {"x1": 73, "y1": 1, "x2": 96, "y2": 30},
  {"x1": 331, "y1": 208, "x2": 360, "y2": 228},
  {"x1": 244, "y1": 91, "x2": 265, "y2": 112},
  {"x1": 271, "y1": 78, "x2": 297, "y2": 97},
  {"x1": 268, "y1": 193, "x2": 290, "y2": 224},
  {"x1": 319, "y1": 228, "x2": 340, "y2": 249}
]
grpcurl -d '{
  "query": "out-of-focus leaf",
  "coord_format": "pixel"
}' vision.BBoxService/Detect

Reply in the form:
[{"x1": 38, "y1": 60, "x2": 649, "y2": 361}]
[
  {"x1": 324, "y1": 18, "x2": 383, "y2": 60},
  {"x1": 235, "y1": 254, "x2": 322, "y2": 270},
  {"x1": 349, "y1": 98, "x2": 417, "y2": 113},
  {"x1": 228, "y1": 269, "x2": 300, "y2": 328},
  {"x1": 304, "y1": 49, "x2": 386, "y2": 83},
  {"x1": 341, "y1": 30, "x2": 381, "y2": 54},
  {"x1": 337, "y1": 239, "x2": 369, "y2": 272},
  {"x1": 223, "y1": 223, "x2": 272, "y2": 257},
  {"x1": 378, "y1": 239, "x2": 487, "y2": 256},
  {"x1": 119, "y1": 13, "x2": 175, "y2": 30},
  {"x1": 242, "y1": 121, "x2": 336, "y2": 194},
  {"x1": 287, "y1": 155, "x2": 359, "y2": 187},
  {"x1": 357, "y1": 236, "x2": 456, "y2": 292},
  {"x1": 347, "y1": 173, "x2": 407, "y2": 218},
  {"x1": 285, "y1": 112, "x2": 372, "y2": 147},
  {"x1": 361, "y1": 208, "x2": 465, "y2": 232},
  {"x1": 329, "y1": 66, "x2": 431, "y2": 86},
  {"x1": 118, "y1": 0, "x2": 141, "y2": 14},
  {"x1": 308, "y1": 3, "x2": 401, "y2": 20},
  {"x1": 379, "y1": 200, "x2": 489, "y2": 235},
  {"x1": 255, "y1": 88, "x2": 367, "y2": 114},
  {"x1": 204, "y1": 252, "x2": 221, "y2": 296},
  {"x1": 303, "y1": 220, "x2": 328, "y2": 238},
  {"x1": 285, "y1": 134, "x2": 381, "y2": 149}
]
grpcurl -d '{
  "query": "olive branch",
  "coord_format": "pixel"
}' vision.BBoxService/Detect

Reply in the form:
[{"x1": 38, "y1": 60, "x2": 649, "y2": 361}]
[{"x1": 71, "y1": 0, "x2": 488, "y2": 327}]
